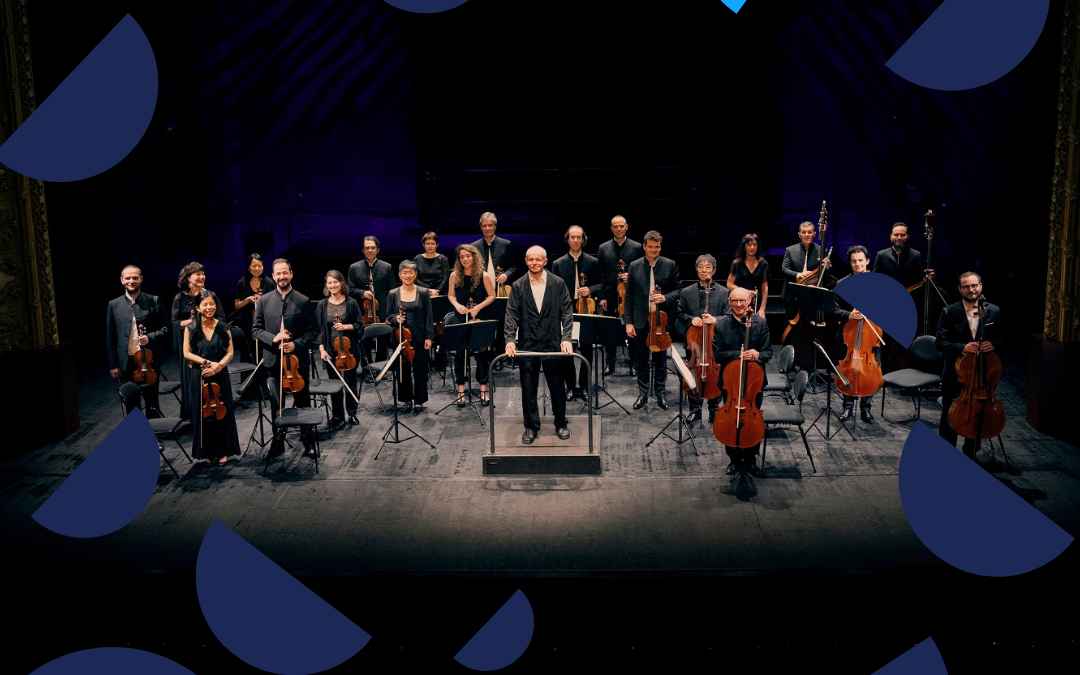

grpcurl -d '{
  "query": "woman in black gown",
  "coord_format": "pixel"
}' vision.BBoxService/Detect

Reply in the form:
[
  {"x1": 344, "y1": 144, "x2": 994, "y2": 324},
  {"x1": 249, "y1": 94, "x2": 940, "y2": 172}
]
[
  {"x1": 183, "y1": 291, "x2": 241, "y2": 463},
  {"x1": 172, "y1": 262, "x2": 225, "y2": 420},
  {"x1": 413, "y1": 232, "x2": 450, "y2": 371},
  {"x1": 447, "y1": 244, "x2": 495, "y2": 405},
  {"x1": 316, "y1": 270, "x2": 362, "y2": 426},
  {"x1": 233, "y1": 253, "x2": 275, "y2": 363},
  {"x1": 726, "y1": 233, "x2": 771, "y2": 319},
  {"x1": 385, "y1": 260, "x2": 434, "y2": 413}
]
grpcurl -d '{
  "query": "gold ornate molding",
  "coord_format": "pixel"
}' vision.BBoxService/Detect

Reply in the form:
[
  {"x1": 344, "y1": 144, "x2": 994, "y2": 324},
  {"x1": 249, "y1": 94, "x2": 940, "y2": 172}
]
[{"x1": 0, "y1": 0, "x2": 58, "y2": 353}]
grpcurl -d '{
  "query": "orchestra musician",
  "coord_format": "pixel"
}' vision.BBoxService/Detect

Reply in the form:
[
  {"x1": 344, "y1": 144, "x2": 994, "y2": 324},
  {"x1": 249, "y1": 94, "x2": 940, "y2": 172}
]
[
  {"x1": 726, "y1": 233, "x2": 770, "y2": 318},
  {"x1": 872, "y1": 222, "x2": 931, "y2": 288},
  {"x1": 551, "y1": 225, "x2": 603, "y2": 402},
  {"x1": 171, "y1": 262, "x2": 225, "y2": 420},
  {"x1": 781, "y1": 220, "x2": 828, "y2": 284},
  {"x1": 252, "y1": 258, "x2": 320, "y2": 456},
  {"x1": 385, "y1": 260, "x2": 434, "y2": 414},
  {"x1": 504, "y1": 246, "x2": 575, "y2": 444},
  {"x1": 106, "y1": 265, "x2": 170, "y2": 418},
  {"x1": 447, "y1": 244, "x2": 496, "y2": 406},
  {"x1": 413, "y1": 231, "x2": 450, "y2": 297},
  {"x1": 347, "y1": 236, "x2": 397, "y2": 362},
  {"x1": 471, "y1": 212, "x2": 515, "y2": 368},
  {"x1": 183, "y1": 290, "x2": 241, "y2": 463},
  {"x1": 596, "y1": 214, "x2": 644, "y2": 377},
  {"x1": 624, "y1": 230, "x2": 682, "y2": 411},
  {"x1": 315, "y1": 270, "x2": 362, "y2": 427},
  {"x1": 935, "y1": 272, "x2": 1005, "y2": 460},
  {"x1": 678, "y1": 255, "x2": 731, "y2": 424},
  {"x1": 714, "y1": 287, "x2": 773, "y2": 476},
  {"x1": 233, "y1": 253, "x2": 275, "y2": 365},
  {"x1": 832, "y1": 245, "x2": 877, "y2": 423}
]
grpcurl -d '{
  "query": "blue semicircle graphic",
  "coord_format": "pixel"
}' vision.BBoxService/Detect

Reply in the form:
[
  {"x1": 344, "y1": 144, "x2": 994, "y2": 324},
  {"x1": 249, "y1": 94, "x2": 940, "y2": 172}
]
[
  {"x1": 29, "y1": 647, "x2": 196, "y2": 675},
  {"x1": 454, "y1": 589, "x2": 534, "y2": 671},
  {"x1": 0, "y1": 14, "x2": 158, "y2": 182},
  {"x1": 383, "y1": 0, "x2": 471, "y2": 14},
  {"x1": 32, "y1": 409, "x2": 160, "y2": 538},
  {"x1": 899, "y1": 422, "x2": 1073, "y2": 576},
  {"x1": 834, "y1": 272, "x2": 917, "y2": 349},
  {"x1": 885, "y1": 0, "x2": 1050, "y2": 91},
  {"x1": 873, "y1": 637, "x2": 948, "y2": 675},
  {"x1": 196, "y1": 519, "x2": 370, "y2": 675}
]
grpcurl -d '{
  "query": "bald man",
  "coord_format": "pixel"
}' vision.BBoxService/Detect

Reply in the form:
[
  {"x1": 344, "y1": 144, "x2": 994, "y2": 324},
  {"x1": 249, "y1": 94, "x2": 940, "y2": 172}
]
[
  {"x1": 504, "y1": 246, "x2": 575, "y2": 444},
  {"x1": 106, "y1": 265, "x2": 170, "y2": 417}
]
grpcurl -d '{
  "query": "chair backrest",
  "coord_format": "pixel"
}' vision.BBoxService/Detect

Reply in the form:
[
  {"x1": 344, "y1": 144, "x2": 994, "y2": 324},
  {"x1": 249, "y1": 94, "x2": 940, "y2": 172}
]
[
  {"x1": 443, "y1": 311, "x2": 456, "y2": 326},
  {"x1": 361, "y1": 323, "x2": 392, "y2": 352},
  {"x1": 118, "y1": 381, "x2": 142, "y2": 416},
  {"x1": 910, "y1": 335, "x2": 943, "y2": 372},
  {"x1": 778, "y1": 344, "x2": 794, "y2": 375},
  {"x1": 792, "y1": 370, "x2": 810, "y2": 405}
]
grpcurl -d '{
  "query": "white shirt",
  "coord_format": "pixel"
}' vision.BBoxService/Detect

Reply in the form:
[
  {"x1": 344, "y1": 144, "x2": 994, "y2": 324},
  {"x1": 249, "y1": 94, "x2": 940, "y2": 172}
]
[{"x1": 529, "y1": 270, "x2": 547, "y2": 313}]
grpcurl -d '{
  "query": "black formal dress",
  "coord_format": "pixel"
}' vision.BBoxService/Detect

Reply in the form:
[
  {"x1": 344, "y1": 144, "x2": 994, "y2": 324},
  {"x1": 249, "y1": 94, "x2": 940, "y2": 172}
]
[
  {"x1": 728, "y1": 258, "x2": 772, "y2": 311},
  {"x1": 935, "y1": 300, "x2": 1005, "y2": 458},
  {"x1": 448, "y1": 273, "x2": 493, "y2": 386},
  {"x1": 872, "y1": 246, "x2": 926, "y2": 288},
  {"x1": 315, "y1": 296, "x2": 362, "y2": 420},
  {"x1": 596, "y1": 237, "x2": 644, "y2": 370},
  {"x1": 385, "y1": 287, "x2": 434, "y2": 406},
  {"x1": 551, "y1": 251, "x2": 603, "y2": 395},
  {"x1": 713, "y1": 313, "x2": 772, "y2": 470},
  {"x1": 107, "y1": 291, "x2": 170, "y2": 416},
  {"x1": 347, "y1": 257, "x2": 397, "y2": 361},
  {"x1": 172, "y1": 289, "x2": 225, "y2": 420},
  {"x1": 234, "y1": 275, "x2": 275, "y2": 364},
  {"x1": 413, "y1": 254, "x2": 450, "y2": 296},
  {"x1": 186, "y1": 321, "x2": 242, "y2": 462},
  {"x1": 623, "y1": 256, "x2": 682, "y2": 399},
  {"x1": 503, "y1": 271, "x2": 574, "y2": 432},
  {"x1": 677, "y1": 281, "x2": 731, "y2": 415}
]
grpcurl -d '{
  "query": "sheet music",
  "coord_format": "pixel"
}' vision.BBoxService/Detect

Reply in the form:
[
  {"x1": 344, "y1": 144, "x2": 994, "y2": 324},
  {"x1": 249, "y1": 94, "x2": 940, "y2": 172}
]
[{"x1": 670, "y1": 345, "x2": 697, "y2": 390}]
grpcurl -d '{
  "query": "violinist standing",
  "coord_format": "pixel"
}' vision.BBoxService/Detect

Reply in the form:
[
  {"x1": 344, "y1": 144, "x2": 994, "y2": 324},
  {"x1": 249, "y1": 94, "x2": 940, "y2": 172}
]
[
  {"x1": 107, "y1": 265, "x2": 170, "y2": 418},
  {"x1": 935, "y1": 272, "x2": 1004, "y2": 460},
  {"x1": 678, "y1": 255, "x2": 731, "y2": 424},
  {"x1": 832, "y1": 246, "x2": 878, "y2": 424},
  {"x1": 385, "y1": 260, "x2": 434, "y2": 414},
  {"x1": 624, "y1": 230, "x2": 681, "y2": 411},
  {"x1": 347, "y1": 236, "x2": 397, "y2": 362},
  {"x1": 183, "y1": 290, "x2": 241, "y2": 463},
  {"x1": 714, "y1": 288, "x2": 772, "y2": 476},
  {"x1": 316, "y1": 270, "x2": 362, "y2": 427},
  {"x1": 551, "y1": 225, "x2": 604, "y2": 402},
  {"x1": 172, "y1": 262, "x2": 225, "y2": 420},
  {"x1": 596, "y1": 215, "x2": 644, "y2": 376},
  {"x1": 471, "y1": 212, "x2": 516, "y2": 369},
  {"x1": 253, "y1": 258, "x2": 320, "y2": 455},
  {"x1": 233, "y1": 253, "x2": 275, "y2": 365}
]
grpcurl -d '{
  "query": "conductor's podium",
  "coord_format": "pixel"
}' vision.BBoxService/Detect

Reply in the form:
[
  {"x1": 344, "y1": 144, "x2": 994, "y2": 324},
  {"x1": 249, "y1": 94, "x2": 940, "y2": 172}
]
[{"x1": 484, "y1": 415, "x2": 602, "y2": 475}]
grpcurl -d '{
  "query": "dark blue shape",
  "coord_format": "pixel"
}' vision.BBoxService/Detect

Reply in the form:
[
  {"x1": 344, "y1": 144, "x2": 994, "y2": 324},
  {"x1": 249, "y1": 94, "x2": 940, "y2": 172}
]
[
  {"x1": 196, "y1": 520, "x2": 370, "y2": 675},
  {"x1": 873, "y1": 637, "x2": 948, "y2": 675},
  {"x1": 32, "y1": 409, "x2": 159, "y2": 538},
  {"x1": 383, "y1": 0, "x2": 471, "y2": 14},
  {"x1": 0, "y1": 14, "x2": 157, "y2": 182},
  {"x1": 886, "y1": 0, "x2": 1049, "y2": 91},
  {"x1": 454, "y1": 589, "x2": 534, "y2": 671},
  {"x1": 834, "y1": 272, "x2": 917, "y2": 349},
  {"x1": 899, "y1": 422, "x2": 1073, "y2": 576},
  {"x1": 29, "y1": 647, "x2": 195, "y2": 675}
]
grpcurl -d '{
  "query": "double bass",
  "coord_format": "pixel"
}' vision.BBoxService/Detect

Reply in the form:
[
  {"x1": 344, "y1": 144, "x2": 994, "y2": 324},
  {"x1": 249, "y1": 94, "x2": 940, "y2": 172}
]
[
  {"x1": 645, "y1": 284, "x2": 671, "y2": 352},
  {"x1": 948, "y1": 295, "x2": 1006, "y2": 442},
  {"x1": 713, "y1": 312, "x2": 766, "y2": 449},
  {"x1": 683, "y1": 283, "x2": 721, "y2": 400},
  {"x1": 835, "y1": 311, "x2": 884, "y2": 398},
  {"x1": 782, "y1": 201, "x2": 836, "y2": 371},
  {"x1": 907, "y1": 210, "x2": 948, "y2": 336},
  {"x1": 132, "y1": 323, "x2": 157, "y2": 386},
  {"x1": 575, "y1": 272, "x2": 596, "y2": 314}
]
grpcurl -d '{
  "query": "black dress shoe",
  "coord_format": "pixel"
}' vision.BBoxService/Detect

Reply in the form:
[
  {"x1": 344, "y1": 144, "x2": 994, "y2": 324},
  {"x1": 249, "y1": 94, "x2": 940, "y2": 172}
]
[
  {"x1": 861, "y1": 408, "x2": 875, "y2": 424},
  {"x1": 687, "y1": 408, "x2": 702, "y2": 423},
  {"x1": 628, "y1": 364, "x2": 637, "y2": 377},
  {"x1": 633, "y1": 394, "x2": 647, "y2": 410},
  {"x1": 556, "y1": 426, "x2": 571, "y2": 440},
  {"x1": 566, "y1": 390, "x2": 576, "y2": 402},
  {"x1": 603, "y1": 366, "x2": 616, "y2": 377},
  {"x1": 522, "y1": 428, "x2": 537, "y2": 444},
  {"x1": 656, "y1": 392, "x2": 669, "y2": 410},
  {"x1": 493, "y1": 361, "x2": 506, "y2": 372},
  {"x1": 413, "y1": 404, "x2": 426, "y2": 414},
  {"x1": 347, "y1": 415, "x2": 359, "y2": 426},
  {"x1": 330, "y1": 417, "x2": 345, "y2": 429},
  {"x1": 839, "y1": 407, "x2": 854, "y2": 422},
  {"x1": 747, "y1": 463, "x2": 764, "y2": 477},
  {"x1": 400, "y1": 401, "x2": 414, "y2": 414},
  {"x1": 725, "y1": 462, "x2": 736, "y2": 475}
]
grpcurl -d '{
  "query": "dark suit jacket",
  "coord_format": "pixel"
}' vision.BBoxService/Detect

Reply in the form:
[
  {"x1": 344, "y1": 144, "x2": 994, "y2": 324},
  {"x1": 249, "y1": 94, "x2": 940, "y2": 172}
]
[
  {"x1": 872, "y1": 246, "x2": 925, "y2": 288},
  {"x1": 314, "y1": 297, "x2": 363, "y2": 360},
  {"x1": 106, "y1": 292, "x2": 170, "y2": 371},
  {"x1": 347, "y1": 258, "x2": 397, "y2": 322},
  {"x1": 781, "y1": 242, "x2": 827, "y2": 280},
  {"x1": 252, "y1": 288, "x2": 319, "y2": 370},
  {"x1": 385, "y1": 286, "x2": 435, "y2": 342},
  {"x1": 596, "y1": 238, "x2": 644, "y2": 308},
  {"x1": 677, "y1": 281, "x2": 731, "y2": 336},
  {"x1": 623, "y1": 256, "x2": 681, "y2": 330},
  {"x1": 471, "y1": 236, "x2": 516, "y2": 283},
  {"x1": 503, "y1": 271, "x2": 573, "y2": 352},
  {"x1": 713, "y1": 313, "x2": 772, "y2": 389},
  {"x1": 935, "y1": 301, "x2": 1004, "y2": 386},
  {"x1": 551, "y1": 252, "x2": 604, "y2": 307}
]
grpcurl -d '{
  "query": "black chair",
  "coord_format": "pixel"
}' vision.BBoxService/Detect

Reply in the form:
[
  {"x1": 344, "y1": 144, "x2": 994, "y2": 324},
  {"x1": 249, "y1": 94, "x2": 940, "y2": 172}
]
[
  {"x1": 361, "y1": 324, "x2": 393, "y2": 407},
  {"x1": 760, "y1": 371, "x2": 816, "y2": 477},
  {"x1": 880, "y1": 335, "x2": 943, "y2": 423},
  {"x1": 157, "y1": 371, "x2": 183, "y2": 413},
  {"x1": 117, "y1": 381, "x2": 191, "y2": 478},
  {"x1": 762, "y1": 344, "x2": 795, "y2": 403},
  {"x1": 305, "y1": 349, "x2": 346, "y2": 436},
  {"x1": 265, "y1": 377, "x2": 324, "y2": 474}
]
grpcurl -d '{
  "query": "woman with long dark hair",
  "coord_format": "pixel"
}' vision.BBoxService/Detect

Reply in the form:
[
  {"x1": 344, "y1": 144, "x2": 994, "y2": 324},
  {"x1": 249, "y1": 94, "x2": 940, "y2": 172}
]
[
  {"x1": 233, "y1": 253, "x2": 275, "y2": 363},
  {"x1": 172, "y1": 262, "x2": 225, "y2": 419},
  {"x1": 726, "y1": 233, "x2": 771, "y2": 318},
  {"x1": 183, "y1": 291, "x2": 241, "y2": 463}
]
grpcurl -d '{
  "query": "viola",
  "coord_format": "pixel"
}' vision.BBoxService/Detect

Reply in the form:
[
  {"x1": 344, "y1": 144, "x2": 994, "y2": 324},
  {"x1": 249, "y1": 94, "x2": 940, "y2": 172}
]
[
  {"x1": 394, "y1": 304, "x2": 415, "y2": 361},
  {"x1": 494, "y1": 266, "x2": 511, "y2": 298},
  {"x1": 948, "y1": 296, "x2": 1006, "y2": 442},
  {"x1": 645, "y1": 284, "x2": 671, "y2": 352},
  {"x1": 362, "y1": 273, "x2": 379, "y2": 326},
  {"x1": 835, "y1": 311, "x2": 884, "y2": 398},
  {"x1": 201, "y1": 381, "x2": 226, "y2": 421},
  {"x1": 575, "y1": 272, "x2": 596, "y2": 314},
  {"x1": 278, "y1": 327, "x2": 305, "y2": 393},
  {"x1": 616, "y1": 259, "x2": 627, "y2": 318},
  {"x1": 713, "y1": 312, "x2": 766, "y2": 449},
  {"x1": 683, "y1": 284, "x2": 721, "y2": 400},
  {"x1": 132, "y1": 323, "x2": 157, "y2": 386},
  {"x1": 333, "y1": 336, "x2": 356, "y2": 371}
]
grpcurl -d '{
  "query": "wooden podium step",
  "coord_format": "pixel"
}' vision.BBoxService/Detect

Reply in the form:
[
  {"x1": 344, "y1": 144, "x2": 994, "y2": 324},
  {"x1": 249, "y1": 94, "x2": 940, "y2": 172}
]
[{"x1": 483, "y1": 415, "x2": 602, "y2": 475}]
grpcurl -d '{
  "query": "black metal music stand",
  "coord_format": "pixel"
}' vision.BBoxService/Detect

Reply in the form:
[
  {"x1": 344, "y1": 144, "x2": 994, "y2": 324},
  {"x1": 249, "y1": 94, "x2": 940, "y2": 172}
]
[
  {"x1": 238, "y1": 358, "x2": 273, "y2": 456},
  {"x1": 646, "y1": 347, "x2": 699, "y2": 451},
  {"x1": 374, "y1": 341, "x2": 435, "y2": 456},
  {"x1": 782, "y1": 283, "x2": 838, "y2": 393},
  {"x1": 430, "y1": 295, "x2": 450, "y2": 386},
  {"x1": 482, "y1": 298, "x2": 512, "y2": 370},
  {"x1": 434, "y1": 319, "x2": 498, "y2": 424},
  {"x1": 576, "y1": 314, "x2": 630, "y2": 415},
  {"x1": 806, "y1": 340, "x2": 855, "y2": 441}
]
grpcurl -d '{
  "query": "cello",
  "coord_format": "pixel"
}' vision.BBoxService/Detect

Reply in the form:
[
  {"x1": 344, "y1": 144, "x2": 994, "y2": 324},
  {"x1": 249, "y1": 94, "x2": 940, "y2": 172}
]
[
  {"x1": 713, "y1": 311, "x2": 766, "y2": 449},
  {"x1": 948, "y1": 295, "x2": 1006, "y2": 442},
  {"x1": 575, "y1": 272, "x2": 596, "y2": 314},
  {"x1": 683, "y1": 283, "x2": 721, "y2": 400},
  {"x1": 645, "y1": 284, "x2": 671, "y2": 352},
  {"x1": 132, "y1": 323, "x2": 157, "y2": 386},
  {"x1": 835, "y1": 311, "x2": 884, "y2": 398}
]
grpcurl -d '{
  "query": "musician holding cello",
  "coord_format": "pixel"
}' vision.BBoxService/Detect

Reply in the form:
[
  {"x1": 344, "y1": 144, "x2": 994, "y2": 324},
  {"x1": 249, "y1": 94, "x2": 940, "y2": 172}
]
[
  {"x1": 624, "y1": 230, "x2": 681, "y2": 411},
  {"x1": 677, "y1": 255, "x2": 730, "y2": 424},
  {"x1": 596, "y1": 215, "x2": 644, "y2": 377},
  {"x1": 182, "y1": 290, "x2": 241, "y2": 463},
  {"x1": 385, "y1": 260, "x2": 434, "y2": 414},
  {"x1": 935, "y1": 272, "x2": 1005, "y2": 460},
  {"x1": 347, "y1": 236, "x2": 397, "y2": 362},
  {"x1": 107, "y1": 265, "x2": 170, "y2": 418},
  {"x1": 832, "y1": 246, "x2": 880, "y2": 424},
  {"x1": 316, "y1": 270, "x2": 362, "y2": 428},
  {"x1": 552, "y1": 225, "x2": 604, "y2": 402}
]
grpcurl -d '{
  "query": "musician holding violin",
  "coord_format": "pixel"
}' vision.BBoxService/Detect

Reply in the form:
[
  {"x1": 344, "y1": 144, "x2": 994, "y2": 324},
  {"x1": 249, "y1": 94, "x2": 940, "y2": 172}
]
[
  {"x1": 471, "y1": 212, "x2": 515, "y2": 366},
  {"x1": 935, "y1": 272, "x2": 1005, "y2": 460},
  {"x1": 172, "y1": 262, "x2": 226, "y2": 421},
  {"x1": 107, "y1": 265, "x2": 170, "y2": 418},
  {"x1": 831, "y1": 246, "x2": 880, "y2": 424},
  {"x1": 597, "y1": 215, "x2": 644, "y2": 377},
  {"x1": 347, "y1": 236, "x2": 397, "y2": 362},
  {"x1": 448, "y1": 244, "x2": 496, "y2": 406},
  {"x1": 316, "y1": 270, "x2": 362, "y2": 427},
  {"x1": 624, "y1": 230, "x2": 682, "y2": 411},
  {"x1": 233, "y1": 253, "x2": 275, "y2": 365},
  {"x1": 182, "y1": 290, "x2": 241, "y2": 463},
  {"x1": 678, "y1": 255, "x2": 731, "y2": 424},
  {"x1": 385, "y1": 260, "x2": 434, "y2": 414},
  {"x1": 552, "y1": 225, "x2": 604, "y2": 402}
]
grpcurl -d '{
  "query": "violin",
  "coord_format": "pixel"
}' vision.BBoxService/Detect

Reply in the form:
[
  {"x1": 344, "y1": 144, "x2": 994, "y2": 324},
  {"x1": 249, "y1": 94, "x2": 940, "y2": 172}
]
[
  {"x1": 575, "y1": 272, "x2": 596, "y2": 314},
  {"x1": 948, "y1": 296, "x2": 1006, "y2": 442},
  {"x1": 616, "y1": 260, "x2": 627, "y2": 318},
  {"x1": 683, "y1": 283, "x2": 721, "y2": 400},
  {"x1": 494, "y1": 266, "x2": 511, "y2": 298},
  {"x1": 645, "y1": 284, "x2": 671, "y2": 352},
  {"x1": 333, "y1": 336, "x2": 356, "y2": 371},
  {"x1": 465, "y1": 298, "x2": 475, "y2": 323},
  {"x1": 201, "y1": 381, "x2": 226, "y2": 421},
  {"x1": 713, "y1": 312, "x2": 766, "y2": 449},
  {"x1": 132, "y1": 323, "x2": 157, "y2": 386},
  {"x1": 835, "y1": 311, "x2": 884, "y2": 398},
  {"x1": 394, "y1": 304, "x2": 415, "y2": 361},
  {"x1": 278, "y1": 327, "x2": 305, "y2": 393},
  {"x1": 362, "y1": 273, "x2": 379, "y2": 326}
]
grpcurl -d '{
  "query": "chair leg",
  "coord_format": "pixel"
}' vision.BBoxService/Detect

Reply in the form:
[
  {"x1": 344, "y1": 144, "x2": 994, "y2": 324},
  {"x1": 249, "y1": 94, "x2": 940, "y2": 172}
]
[
  {"x1": 799, "y1": 425, "x2": 816, "y2": 472},
  {"x1": 173, "y1": 437, "x2": 192, "y2": 463},
  {"x1": 761, "y1": 430, "x2": 769, "y2": 477},
  {"x1": 158, "y1": 443, "x2": 180, "y2": 479}
]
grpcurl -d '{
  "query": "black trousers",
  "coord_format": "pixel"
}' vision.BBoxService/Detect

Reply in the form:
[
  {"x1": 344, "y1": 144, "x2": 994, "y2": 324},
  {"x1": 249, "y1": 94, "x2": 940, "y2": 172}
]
[
  {"x1": 563, "y1": 344, "x2": 592, "y2": 392},
  {"x1": 322, "y1": 361, "x2": 358, "y2": 418},
  {"x1": 520, "y1": 356, "x2": 567, "y2": 431},
  {"x1": 122, "y1": 357, "x2": 162, "y2": 415},
  {"x1": 605, "y1": 333, "x2": 636, "y2": 368},
  {"x1": 939, "y1": 382, "x2": 981, "y2": 458},
  {"x1": 634, "y1": 332, "x2": 668, "y2": 396},
  {"x1": 397, "y1": 346, "x2": 429, "y2": 404},
  {"x1": 725, "y1": 444, "x2": 761, "y2": 468},
  {"x1": 455, "y1": 348, "x2": 492, "y2": 385},
  {"x1": 689, "y1": 395, "x2": 721, "y2": 413},
  {"x1": 841, "y1": 393, "x2": 874, "y2": 410}
]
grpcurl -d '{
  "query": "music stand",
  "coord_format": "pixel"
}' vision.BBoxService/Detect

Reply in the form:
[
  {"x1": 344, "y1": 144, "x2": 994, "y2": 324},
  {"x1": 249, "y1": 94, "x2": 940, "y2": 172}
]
[
  {"x1": 430, "y1": 295, "x2": 450, "y2": 385},
  {"x1": 374, "y1": 340, "x2": 435, "y2": 455},
  {"x1": 782, "y1": 283, "x2": 838, "y2": 393},
  {"x1": 434, "y1": 319, "x2": 498, "y2": 423},
  {"x1": 237, "y1": 358, "x2": 272, "y2": 456},
  {"x1": 806, "y1": 340, "x2": 855, "y2": 441},
  {"x1": 576, "y1": 314, "x2": 630, "y2": 415},
  {"x1": 482, "y1": 297, "x2": 512, "y2": 370},
  {"x1": 646, "y1": 346, "x2": 699, "y2": 451}
]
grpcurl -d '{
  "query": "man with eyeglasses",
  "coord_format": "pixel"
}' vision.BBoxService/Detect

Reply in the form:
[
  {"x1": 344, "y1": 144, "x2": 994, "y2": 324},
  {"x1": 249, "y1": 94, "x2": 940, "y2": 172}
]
[
  {"x1": 935, "y1": 272, "x2": 1004, "y2": 460},
  {"x1": 677, "y1": 254, "x2": 731, "y2": 424}
]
